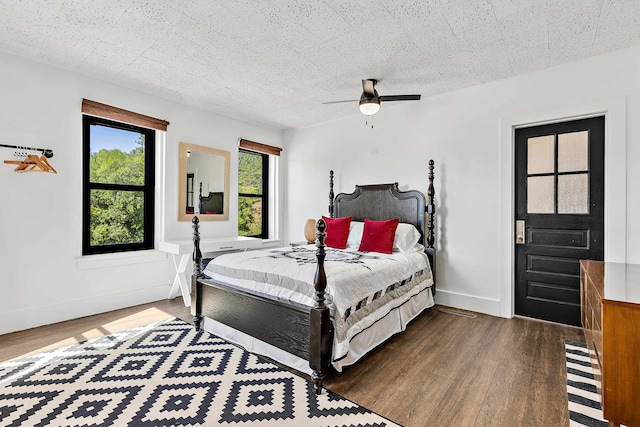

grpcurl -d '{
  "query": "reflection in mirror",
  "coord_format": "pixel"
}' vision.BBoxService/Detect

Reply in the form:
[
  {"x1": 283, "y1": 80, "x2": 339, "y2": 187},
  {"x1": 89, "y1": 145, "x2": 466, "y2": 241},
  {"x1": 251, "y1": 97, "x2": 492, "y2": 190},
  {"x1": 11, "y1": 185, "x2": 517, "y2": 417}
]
[{"x1": 178, "y1": 142, "x2": 230, "y2": 221}]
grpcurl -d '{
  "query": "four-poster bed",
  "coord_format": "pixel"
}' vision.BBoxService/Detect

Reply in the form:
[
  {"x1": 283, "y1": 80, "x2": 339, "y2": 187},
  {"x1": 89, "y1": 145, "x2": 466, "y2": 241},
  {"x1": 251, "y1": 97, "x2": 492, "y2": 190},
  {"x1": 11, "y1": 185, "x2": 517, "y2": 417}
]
[{"x1": 191, "y1": 161, "x2": 436, "y2": 393}]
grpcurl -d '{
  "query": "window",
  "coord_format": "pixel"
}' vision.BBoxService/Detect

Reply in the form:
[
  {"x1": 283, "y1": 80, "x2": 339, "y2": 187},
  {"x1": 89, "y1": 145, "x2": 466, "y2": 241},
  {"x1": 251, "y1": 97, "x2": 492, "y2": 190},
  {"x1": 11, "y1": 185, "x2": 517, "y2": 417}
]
[
  {"x1": 526, "y1": 131, "x2": 590, "y2": 214},
  {"x1": 82, "y1": 115, "x2": 155, "y2": 255},
  {"x1": 186, "y1": 173, "x2": 194, "y2": 213},
  {"x1": 238, "y1": 149, "x2": 268, "y2": 238}
]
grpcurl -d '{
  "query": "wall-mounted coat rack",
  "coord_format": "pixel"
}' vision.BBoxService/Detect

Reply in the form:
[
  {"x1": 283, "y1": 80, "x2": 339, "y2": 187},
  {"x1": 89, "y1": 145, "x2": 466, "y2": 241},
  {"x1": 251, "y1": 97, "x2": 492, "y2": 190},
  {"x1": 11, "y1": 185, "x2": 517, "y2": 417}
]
[{"x1": 1, "y1": 143, "x2": 57, "y2": 174}]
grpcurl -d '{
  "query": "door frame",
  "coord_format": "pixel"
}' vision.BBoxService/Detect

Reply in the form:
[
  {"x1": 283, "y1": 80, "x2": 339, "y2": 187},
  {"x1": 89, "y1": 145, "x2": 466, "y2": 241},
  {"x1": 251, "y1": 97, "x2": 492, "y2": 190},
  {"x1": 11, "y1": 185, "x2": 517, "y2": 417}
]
[{"x1": 498, "y1": 97, "x2": 627, "y2": 319}]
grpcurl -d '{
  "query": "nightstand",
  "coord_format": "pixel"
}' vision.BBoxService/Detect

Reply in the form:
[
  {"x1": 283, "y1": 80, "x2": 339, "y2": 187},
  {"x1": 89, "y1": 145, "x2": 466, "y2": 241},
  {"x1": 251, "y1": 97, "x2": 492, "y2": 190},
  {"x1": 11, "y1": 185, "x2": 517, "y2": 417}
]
[{"x1": 290, "y1": 241, "x2": 311, "y2": 247}]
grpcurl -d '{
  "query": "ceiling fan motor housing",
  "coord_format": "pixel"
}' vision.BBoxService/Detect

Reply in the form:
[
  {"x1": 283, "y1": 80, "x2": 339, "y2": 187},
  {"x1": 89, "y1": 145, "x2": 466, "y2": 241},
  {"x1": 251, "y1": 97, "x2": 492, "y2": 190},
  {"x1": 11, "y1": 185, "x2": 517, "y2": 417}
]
[
  {"x1": 359, "y1": 81, "x2": 380, "y2": 115},
  {"x1": 359, "y1": 92, "x2": 380, "y2": 115}
]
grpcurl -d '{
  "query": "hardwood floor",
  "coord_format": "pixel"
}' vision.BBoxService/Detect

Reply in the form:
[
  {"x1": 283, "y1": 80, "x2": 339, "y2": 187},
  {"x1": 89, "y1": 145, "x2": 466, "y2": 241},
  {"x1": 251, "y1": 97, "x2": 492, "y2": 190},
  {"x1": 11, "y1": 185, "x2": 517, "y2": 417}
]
[
  {"x1": 0, "y1": 301, "x2": 582, "y2": 426},
  {"x1": 0, "y1": 299, "x2": 192, "y2": 363},
  {"x1": 325, "y1": 307, "x2": 584, "y2": 427}
]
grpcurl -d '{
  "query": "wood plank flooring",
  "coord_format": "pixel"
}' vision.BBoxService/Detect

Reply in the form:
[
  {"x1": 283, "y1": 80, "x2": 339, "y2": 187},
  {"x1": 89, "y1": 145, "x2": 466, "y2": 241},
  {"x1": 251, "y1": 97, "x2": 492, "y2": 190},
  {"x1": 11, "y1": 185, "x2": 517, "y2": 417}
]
[
  {"x1": 0, "y1": 299, "x2": 192, "y2": 362},
  {"x1": 0, "y1": 300, "x2": 582, "y2": 426},
  {"x1": 325, "y1": 307, "x2": 583, "y2": 427}
]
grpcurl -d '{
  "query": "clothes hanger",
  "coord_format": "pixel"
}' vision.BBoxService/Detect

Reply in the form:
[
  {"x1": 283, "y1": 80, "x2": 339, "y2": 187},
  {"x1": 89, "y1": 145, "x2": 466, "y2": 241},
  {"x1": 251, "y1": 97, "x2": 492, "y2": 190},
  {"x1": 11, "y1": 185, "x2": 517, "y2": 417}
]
[
  {"x1": 15, "y1": 154, "x2": 56, "y2": 173},
  {"x1": 12, "y1": 149, "x2": 33, "y2": 172},
  {"x1": 3, "y1": 148, "x2": 31, "y2": 168},
  {"x1": 2, "y1": 146, "x2": 57, "y2": 173},
  {"x1": 38, "y1": 155, "x2": 57, "y2": 173}
]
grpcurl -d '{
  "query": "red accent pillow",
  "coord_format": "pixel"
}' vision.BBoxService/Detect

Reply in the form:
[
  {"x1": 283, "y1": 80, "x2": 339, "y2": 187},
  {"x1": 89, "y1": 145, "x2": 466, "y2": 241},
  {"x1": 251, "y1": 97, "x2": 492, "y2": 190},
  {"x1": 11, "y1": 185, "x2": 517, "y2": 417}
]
[
  {"x1": 321, "y1": 216, "x2": 352, "y2": 249},
  {"x1": 358, "y1": 218, "x2": 400, "y2": 254}
]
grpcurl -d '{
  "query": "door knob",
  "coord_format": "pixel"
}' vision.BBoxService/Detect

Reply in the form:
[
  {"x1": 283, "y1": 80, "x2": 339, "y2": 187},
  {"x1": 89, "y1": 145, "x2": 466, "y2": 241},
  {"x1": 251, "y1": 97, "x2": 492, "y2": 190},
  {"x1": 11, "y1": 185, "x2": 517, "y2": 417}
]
[{"x1": 516, "y1": 220, "x2": 525, "y2": 244}]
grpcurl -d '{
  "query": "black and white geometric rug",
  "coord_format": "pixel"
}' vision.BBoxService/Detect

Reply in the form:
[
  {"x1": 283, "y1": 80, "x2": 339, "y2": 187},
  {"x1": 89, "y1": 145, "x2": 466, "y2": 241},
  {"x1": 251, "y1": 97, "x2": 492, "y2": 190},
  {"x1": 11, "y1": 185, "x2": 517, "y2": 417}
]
[
  {"x1": 0, "y1": 318, "x2": 400, "y2": 426},
  {"x1": 565, "y1": 341, "x2": 608, "y2": 427}
]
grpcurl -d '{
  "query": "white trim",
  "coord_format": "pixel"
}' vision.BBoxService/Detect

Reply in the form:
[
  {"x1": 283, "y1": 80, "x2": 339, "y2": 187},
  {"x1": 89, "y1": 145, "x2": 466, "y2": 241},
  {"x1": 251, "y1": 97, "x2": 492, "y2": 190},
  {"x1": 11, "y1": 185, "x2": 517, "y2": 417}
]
[
  {"x1": 76, "y1": 250, "x2": 166, "y2": 270},
  {"x1": 156, "y1": 130, "x2": 167, "y2": 242},
  {"x1": 435, "y1": 290, "x2": 501, "y2": 317},
  {"x1": 498, "y1": 97, "x2": 627, "y2": 318},
  {"x1": 269, "y1": 153, "x2": 282, "y2": 241},
  {"x1": 0, "y1": 284, "x2": 171, "y2": 335}
]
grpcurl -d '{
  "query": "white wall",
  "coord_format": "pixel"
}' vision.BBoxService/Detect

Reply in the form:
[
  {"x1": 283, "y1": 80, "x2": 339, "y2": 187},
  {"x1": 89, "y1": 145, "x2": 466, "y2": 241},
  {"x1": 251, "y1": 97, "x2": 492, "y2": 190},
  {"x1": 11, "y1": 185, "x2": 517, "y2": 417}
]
[
  {"x1": 0, "y1": 51, "x2": 284, "y2": 334},
  {"x1": 284, "y1": 45, "x2": 640, "y2": 317}
]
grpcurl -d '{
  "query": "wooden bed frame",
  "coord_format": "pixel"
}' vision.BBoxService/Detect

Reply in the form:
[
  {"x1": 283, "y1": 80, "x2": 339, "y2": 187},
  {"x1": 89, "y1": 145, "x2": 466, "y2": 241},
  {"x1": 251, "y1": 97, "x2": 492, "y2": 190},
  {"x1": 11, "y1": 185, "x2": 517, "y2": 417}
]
[{"x1": 191, "y1": 160, "x2": 436, "y2": 394}]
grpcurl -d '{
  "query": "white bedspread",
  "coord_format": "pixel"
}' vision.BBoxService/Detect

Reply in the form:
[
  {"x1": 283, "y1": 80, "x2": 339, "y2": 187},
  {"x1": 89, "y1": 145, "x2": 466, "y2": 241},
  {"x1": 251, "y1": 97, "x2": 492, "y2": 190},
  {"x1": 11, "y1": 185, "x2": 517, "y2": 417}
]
[{"x1": 203, "y1": 245, "x2": 434, "y2": 363}]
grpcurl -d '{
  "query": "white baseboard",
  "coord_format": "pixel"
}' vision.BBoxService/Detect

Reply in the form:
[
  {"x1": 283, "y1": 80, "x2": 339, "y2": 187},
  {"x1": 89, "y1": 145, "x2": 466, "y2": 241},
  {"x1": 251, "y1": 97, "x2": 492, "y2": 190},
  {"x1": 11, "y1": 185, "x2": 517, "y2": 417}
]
[
  {"x1": 434, "y1": 289, "x2": 503, "y2": 318},
  {"x1": 0, "y1": 284, "x2": 174, "y2": 335}
]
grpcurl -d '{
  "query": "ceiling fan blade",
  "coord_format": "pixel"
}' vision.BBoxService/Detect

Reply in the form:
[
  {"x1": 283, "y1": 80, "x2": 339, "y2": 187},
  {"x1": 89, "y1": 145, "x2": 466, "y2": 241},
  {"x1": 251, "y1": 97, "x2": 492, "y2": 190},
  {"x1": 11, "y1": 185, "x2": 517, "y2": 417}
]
[
  {"x1": 362, "y1": 79, "x2": 376, "y2": 96},
  {"x1": 379, "y1": 94, "x2": 421, "y2": 102},
  {"x1": 322, "y1": 99, "x2": 359, "y2": 104}
]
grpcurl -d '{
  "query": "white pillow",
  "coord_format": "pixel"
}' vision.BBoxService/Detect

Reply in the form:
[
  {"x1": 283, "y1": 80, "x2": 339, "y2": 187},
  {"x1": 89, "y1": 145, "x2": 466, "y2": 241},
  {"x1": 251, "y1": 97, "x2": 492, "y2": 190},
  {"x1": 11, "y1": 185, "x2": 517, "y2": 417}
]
[
  {"x1": 394, "y1": 223, "x2": 422, "y2": 253},
  {"x1": 346, "y1": 221, "x2": 364, "y2": 248},
  {"x1": 346, "y1": 220, "x2": 422, "y2": 253}
]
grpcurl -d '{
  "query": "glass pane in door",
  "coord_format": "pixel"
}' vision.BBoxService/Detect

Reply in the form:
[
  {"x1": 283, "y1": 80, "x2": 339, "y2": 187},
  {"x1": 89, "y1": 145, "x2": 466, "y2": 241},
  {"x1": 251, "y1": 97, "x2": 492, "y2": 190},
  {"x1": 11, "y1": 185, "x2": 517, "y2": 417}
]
[
  {"x1": 527, "y1": 176, "x2": 555, "y2": 213},
  {"x1": 558, "y1": 173, "x2": 589, "y2": 214},
  {"x1": 527, "y1": 135, "x2": 555, "y2": 174},
  {"x1": 558, "y1": 131, "x2": 588, "y2": 172}
]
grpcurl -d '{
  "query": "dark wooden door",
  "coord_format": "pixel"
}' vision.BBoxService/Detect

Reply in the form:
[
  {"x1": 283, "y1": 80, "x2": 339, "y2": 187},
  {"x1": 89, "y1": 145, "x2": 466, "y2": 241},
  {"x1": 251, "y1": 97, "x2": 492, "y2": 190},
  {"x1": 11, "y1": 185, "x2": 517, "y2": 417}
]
[{"x1": 515, "y1": 116, "x2": 604, "y2": 326}]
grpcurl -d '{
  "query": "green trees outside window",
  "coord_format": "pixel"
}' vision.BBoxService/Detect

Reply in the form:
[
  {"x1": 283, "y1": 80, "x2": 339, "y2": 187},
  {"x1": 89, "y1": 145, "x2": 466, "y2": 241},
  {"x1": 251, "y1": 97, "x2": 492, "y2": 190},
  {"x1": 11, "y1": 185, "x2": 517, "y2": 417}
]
[
  {"x1": 238, "y1": 150, "x2": 268, "y2": 238},
  {"x1": 89, "y1": 136, "x2": 145, "y2": 246}
]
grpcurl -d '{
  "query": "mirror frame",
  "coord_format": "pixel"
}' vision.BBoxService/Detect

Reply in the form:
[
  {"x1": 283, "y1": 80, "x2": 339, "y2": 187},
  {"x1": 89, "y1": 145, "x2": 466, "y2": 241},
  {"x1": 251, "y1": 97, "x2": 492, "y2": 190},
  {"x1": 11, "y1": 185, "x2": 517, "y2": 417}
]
[{"x1": 178, "y1": 142, "x2": 230, "y2": 221}]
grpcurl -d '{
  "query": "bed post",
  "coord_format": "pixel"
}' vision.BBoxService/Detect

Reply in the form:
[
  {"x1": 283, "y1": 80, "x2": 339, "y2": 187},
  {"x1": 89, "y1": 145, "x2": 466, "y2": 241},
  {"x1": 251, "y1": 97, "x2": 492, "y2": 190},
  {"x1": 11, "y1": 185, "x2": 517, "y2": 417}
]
[
  {"x1": 192, "y1": 216, "x2": 204, "y2": 331},
  {"x1": 328, "y1": 170, "x2": 334, "y2": 218},
  {"x1": 310, "y1": 218, "x2": 331, "y2": 394},
  {"x1": 426, "y1": 160, "x2": 436, "y2": 292},
  {"x1": 427, "y1": 160, "x2": 435, "y2": 247}
]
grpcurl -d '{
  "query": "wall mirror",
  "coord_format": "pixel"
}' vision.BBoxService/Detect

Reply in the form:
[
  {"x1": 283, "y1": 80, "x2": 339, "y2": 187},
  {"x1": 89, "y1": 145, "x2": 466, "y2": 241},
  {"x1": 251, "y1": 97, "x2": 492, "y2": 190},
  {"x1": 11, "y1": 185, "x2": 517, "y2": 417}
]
[{"x1": 178, "y1": 142, "x2": 230, "y2": 221}]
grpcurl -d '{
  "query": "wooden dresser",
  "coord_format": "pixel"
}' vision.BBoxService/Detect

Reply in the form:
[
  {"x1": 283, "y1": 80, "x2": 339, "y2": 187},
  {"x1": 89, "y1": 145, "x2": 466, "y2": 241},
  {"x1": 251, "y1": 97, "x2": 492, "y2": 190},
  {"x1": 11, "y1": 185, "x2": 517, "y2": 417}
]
[{"x1": 580, "y1": 260, "x2": 640, "y2": 427}]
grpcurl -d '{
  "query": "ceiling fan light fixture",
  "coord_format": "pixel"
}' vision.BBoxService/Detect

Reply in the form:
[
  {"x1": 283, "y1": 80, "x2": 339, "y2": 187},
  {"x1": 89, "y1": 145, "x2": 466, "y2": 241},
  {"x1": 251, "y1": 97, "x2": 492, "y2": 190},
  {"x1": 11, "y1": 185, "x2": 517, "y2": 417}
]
[
  {"x1": 323, "y1": 79, "x2": 421, "y2": 117},
  {"x1": 359, "y1": 97, "x2": 380, "y2": 115}
]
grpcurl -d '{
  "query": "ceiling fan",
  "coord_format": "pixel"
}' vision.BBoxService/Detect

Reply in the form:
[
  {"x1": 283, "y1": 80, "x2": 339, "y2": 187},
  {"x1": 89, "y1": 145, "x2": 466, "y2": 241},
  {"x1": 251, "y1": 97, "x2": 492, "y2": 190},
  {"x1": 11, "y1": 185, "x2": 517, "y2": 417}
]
[{"x1": 323, "y1": 79, "x2": 421, "y2": 116}]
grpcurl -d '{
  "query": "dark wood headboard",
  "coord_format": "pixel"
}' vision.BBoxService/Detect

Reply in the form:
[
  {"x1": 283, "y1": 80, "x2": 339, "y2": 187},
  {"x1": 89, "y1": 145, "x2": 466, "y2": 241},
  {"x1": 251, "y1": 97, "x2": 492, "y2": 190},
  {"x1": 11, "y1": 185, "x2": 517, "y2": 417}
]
[
  {"x1": 198, "y1": 182, "x2": 224, "y2": 214},
  {"x1": 334, "y1": 184, "x2": 426, "y2": 244}
]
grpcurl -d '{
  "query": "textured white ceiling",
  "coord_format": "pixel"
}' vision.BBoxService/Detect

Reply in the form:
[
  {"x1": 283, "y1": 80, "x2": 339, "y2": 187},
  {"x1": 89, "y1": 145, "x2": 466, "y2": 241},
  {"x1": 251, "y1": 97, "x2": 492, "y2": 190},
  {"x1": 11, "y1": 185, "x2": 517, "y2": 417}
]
[{"x1": 1, "y1": 0, "x2": 639, "y2": 129}]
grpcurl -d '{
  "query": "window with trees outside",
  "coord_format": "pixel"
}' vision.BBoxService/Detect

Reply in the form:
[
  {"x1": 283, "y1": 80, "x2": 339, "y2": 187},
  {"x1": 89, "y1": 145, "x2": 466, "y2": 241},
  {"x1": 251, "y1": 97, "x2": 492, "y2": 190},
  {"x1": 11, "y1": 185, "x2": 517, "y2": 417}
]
[
  {"x1": 82, "y1": 115, "x2": 155, "y2": 255},
  {"x1": 238, "y1": 149, "x2": 268, "y2": 238}
]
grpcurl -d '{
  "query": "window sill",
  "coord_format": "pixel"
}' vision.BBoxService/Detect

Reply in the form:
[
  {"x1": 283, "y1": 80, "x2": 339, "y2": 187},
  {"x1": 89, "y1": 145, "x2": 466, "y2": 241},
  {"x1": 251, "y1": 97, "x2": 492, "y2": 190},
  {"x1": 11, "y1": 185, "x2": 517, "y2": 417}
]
[{"x1": 76, "y1": 250, "x2": 167, "y2": 270}]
